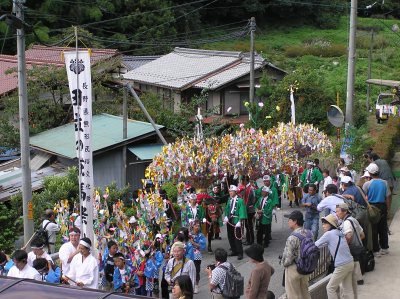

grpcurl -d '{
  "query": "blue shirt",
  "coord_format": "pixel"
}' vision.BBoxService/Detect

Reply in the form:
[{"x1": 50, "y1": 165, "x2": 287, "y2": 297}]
[
  {"x1": 302, "y1": 193, "x2": 321, "y2": 218},
  {"x1": 343, "y1": 185, "x2": 366, "y2": 207},
  {"x1": 315, "y1": 229, "x2": 353, "y2": 267},
  {"x1": 363, "y1": 179, "x2": 390, "y2": 204}
]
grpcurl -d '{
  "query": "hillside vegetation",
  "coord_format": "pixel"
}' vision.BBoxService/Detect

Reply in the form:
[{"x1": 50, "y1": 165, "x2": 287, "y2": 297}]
[{"x1": 205, "y1": 16, "x2": 400, "y2": 128}]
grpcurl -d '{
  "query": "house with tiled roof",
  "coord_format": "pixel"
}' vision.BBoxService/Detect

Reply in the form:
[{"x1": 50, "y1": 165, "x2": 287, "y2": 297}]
[
  {"x1": 123, "y1": 47, "x2": 286, "y2": 123},
  {"x1": 0, "y1": 45, "x2": 119, "y2": 97}
]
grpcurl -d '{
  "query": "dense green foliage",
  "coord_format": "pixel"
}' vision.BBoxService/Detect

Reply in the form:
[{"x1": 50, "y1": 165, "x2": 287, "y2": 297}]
[{"x1": 0, "y1": 202, "x2": 18, "y2": 252}]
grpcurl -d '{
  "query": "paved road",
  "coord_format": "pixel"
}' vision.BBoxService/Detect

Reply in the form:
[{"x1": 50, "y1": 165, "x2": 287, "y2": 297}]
[{"x1": 194, "y1": 206, "x2": 300, "y2": 299}]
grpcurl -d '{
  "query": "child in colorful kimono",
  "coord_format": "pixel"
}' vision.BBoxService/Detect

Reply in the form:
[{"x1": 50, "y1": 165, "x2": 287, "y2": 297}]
[
  {"x1": 113, "y1": 252, "x2": 139, "y2": 293},
  {"x1": 191, "y1": 220, "x2": 206, "y2": 294}
]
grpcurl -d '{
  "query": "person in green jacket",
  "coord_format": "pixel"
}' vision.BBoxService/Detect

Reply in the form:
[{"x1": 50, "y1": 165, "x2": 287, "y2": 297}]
[
  {"x1": 261, "y1": 175, "x2": 279, "y2": 208},
  {"x1": 255, "y1": 186, "x2": 275, "y2": 248},
  {"x1": 300, "y1": 161, "x2": 323, "y2": 192},
  {"x1": 224, "y1": 185, "x2": 247, "y2": 260},
  {"x1": 185, "y1": 194, "x2": 206, "y2": 226}
]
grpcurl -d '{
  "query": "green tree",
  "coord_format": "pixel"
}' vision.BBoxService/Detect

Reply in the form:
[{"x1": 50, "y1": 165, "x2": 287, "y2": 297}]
[{"x1": 0, "y1": 202, "x2": 18, "y2": 252}]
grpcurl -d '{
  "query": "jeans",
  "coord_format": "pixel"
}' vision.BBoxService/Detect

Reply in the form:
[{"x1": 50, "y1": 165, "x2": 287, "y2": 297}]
[{"x1": 304, "y1": 215, "x2": 319, "y2": 240}]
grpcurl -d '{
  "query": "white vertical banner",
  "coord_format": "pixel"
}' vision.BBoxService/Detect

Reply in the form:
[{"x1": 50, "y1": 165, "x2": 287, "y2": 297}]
[
  {"x1": 290, "y1": 87, "x2": 296, "y2": 125},
  {"x1": 64, "y1": 50, "x2": 94, "y2": 244}
]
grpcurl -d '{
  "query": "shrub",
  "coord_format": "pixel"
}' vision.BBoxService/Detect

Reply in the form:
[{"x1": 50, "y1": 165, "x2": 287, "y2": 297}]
[
  {"x1": 356, "y1": 34, "x2": 389, "y2": 49},
  {"x1": 0, "y1": 202, "x2": 18, "y2": 252},
  {"x1": 161, "y1": 181, "x2": 178, "y2": 203},
  {"x1": 284, "y1": 40, "x2": 346, "y2": 58}
]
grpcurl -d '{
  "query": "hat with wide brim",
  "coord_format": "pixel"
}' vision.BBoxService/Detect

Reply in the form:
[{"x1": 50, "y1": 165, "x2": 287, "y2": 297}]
[
  {"x1": 244, "y1": 244, "x2": 264, "y2": 262},
  {"x1": 321, "y1": 214, "x2": 338, "y2": 228}
]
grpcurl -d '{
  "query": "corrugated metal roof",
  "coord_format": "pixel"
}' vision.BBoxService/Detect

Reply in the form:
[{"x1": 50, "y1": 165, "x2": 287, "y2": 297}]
[
  {"x1": 128, "y1": 144, "x2": 163, "y2": 160},
  {"x1": 194, "y1": 61, "x2": 264, "y2": 90},
  {"x1": 0, "y1": 164, "x2": 66, "y2": 202},
  {"x1": 123, "y1": 47, "x2": 241, "y2": 90},
  {"x1": 0, "y1": 46, "x2": 119, "y2": 96},
  {"x1": 30, "y1": 114, "x2": 164, "y2": 159},
  {"x1": 123, "y1": 56, "x2": 161, "y2": 71}
]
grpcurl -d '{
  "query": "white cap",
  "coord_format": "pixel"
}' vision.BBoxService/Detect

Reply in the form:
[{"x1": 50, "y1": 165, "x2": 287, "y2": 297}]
[
  {"x1": 262, "y1": 175, "x2": 271, "y2": 181},
  {"x1": 366, "y1": 163, "x2": 379, "y2": 174},
  {"x1": 129, "y1": 216, "x2": 137, "y2": 224},
  {"x1": 229, "y1": 185, "x2": 238, "y2": 192},
  {"x1": 307, "y1": 161, "x2": 314, "y2": 165},
  {"x1": 262, "y1": 186, "x2": 270, "y2": 193},
  {"x1": 341, "y1": 176, "x2": 352, "y2": 184},
  {"x1": 361, "y1": 171, "x2": 371, "y2": 178}
]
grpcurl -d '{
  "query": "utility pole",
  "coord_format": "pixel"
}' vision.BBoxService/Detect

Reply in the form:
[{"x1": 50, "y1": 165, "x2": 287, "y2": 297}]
[
  {"x1": 122, "y1": 86, "x2": 127, "y2": 187},
  {"x1": 249, "y1": 17, "x2": 256, "y2": 104},
  {"x1": 366, "y1": 29, "x2": 374, "y2": 112},
  {"x1": 345, "y1": 0, "x2": 357, "y2": 125},
  {"x1": 13, "y1": 0, "x2": 34, "y2": 245}
]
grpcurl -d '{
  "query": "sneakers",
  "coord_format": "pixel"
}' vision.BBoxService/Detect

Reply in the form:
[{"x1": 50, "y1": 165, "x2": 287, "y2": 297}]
[
  {"x1": 194, "y1": 285, "x2": 199, "y2": 294},
  {"x1": 380, "y1": 249, "x2": 389, "y2": 255},
  {"x1": 374, "y1": 249, "x2": 389, "y2": 257}
]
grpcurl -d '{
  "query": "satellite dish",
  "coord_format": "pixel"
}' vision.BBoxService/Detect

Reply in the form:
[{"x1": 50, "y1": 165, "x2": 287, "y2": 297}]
[{"x1": 327, "y1": 105, "x2": 344, "y2": 127}]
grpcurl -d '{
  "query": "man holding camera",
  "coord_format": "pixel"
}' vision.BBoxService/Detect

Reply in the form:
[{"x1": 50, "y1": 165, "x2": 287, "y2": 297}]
[
  {"x1": 164, "y1": 241, "x2": 196, "y2": 298},
  {"x1": 205, "y1": 248, "x2": 231, "y2": 299}
]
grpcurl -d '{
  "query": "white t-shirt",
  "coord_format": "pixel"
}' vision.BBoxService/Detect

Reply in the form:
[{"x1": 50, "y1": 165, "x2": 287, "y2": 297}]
[
  {"x1": 27, "y1": 251, "x2": 53, "y2": 267},
  {"x1": 59, "y1": 241, "x2": 78, "y2": 277},
  {"x1": 42, "y1": 219, "x2": 60, "y2": 246},
  {"x1": 317, "y1": 194, "x2": 344, "y2": 215},
  {"x1": 342, "y1": 216, "x2": 364, "y2": 246},
  {"x1": 7, "y1": 264, "x2": 41, "y2": 280},
  {"x1": 323, "y1": 176, "x2": 333, "y2": 191}
]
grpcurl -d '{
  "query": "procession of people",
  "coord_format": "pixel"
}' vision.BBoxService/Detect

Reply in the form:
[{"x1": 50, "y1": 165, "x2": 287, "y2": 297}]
[{"x1": 1, "y1": 120, "x2": 395, "y2": 299}]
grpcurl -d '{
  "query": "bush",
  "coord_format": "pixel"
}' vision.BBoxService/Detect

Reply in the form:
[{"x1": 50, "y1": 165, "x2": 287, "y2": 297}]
[
  {"x1": 161, "y1": 181, "x2": 178, "y2": 203},
  {"x1": 0, "y1": 202, "x2": 18, "y2": 252},
  {"x1": 356, "y1": 34, "x2": 389, "y2": 49},
  {"x1": 284, "y1": 40, "x2": 347, "y2": 58}
]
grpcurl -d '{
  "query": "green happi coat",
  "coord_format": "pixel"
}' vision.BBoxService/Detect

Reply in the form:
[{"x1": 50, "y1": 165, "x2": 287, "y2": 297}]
[
  {"x1": 224, "y1": 196, "x2": 247, "y2": 225},
  {"x1": 255, "y1": 194, "x2": 274, "y2": 225},
  {"x1": 300, "y1": 167, "x2": 323, "y2": 187},
  {"x1": 256, "y1": 185, "x2": 279, "y2": 207},
  {"x1": 186, "y1": 204, "x2": 205, "y2": 222}
]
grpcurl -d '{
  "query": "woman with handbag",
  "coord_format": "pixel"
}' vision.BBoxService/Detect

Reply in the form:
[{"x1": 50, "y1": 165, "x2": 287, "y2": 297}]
[{"x1": 315, "y1": 214, "x2": 354, "y2": 299}]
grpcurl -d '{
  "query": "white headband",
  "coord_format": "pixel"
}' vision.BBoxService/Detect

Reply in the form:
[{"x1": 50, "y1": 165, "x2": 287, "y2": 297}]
[{"x1": 79, "y1": 239, "x2": 91, "y2": 249}]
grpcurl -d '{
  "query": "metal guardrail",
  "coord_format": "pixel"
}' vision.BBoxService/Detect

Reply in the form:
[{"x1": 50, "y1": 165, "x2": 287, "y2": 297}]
[{"x1": 309, "y1": 246, "x2": 331, "y2": 283}]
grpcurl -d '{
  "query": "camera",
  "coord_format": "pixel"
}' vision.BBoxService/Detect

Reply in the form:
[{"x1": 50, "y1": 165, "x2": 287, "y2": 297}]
[{"x1": 207, "y1": 264, "x2": 216, "y2": 270}]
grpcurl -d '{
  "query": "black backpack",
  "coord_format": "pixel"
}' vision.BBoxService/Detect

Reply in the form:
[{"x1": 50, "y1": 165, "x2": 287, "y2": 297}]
[
  {"x1": 33, "y1": 221, "x2": 51, "y2": 247},
  {"x1": 219, "y1": 263, "x2": 244, "y2": 299}
]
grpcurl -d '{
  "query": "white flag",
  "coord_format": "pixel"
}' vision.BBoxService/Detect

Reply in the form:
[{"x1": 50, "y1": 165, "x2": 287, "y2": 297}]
[{"x1": 64, "y1": 50, "x2": 94, "y2": 244}]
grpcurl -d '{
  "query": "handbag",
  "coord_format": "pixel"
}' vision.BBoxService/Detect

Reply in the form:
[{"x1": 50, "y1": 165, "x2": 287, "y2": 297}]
[
  {"x1": 347, "y1": 219, "x2": 366, "y2": 262},
  {"x1": 327, "y1": 235, "x2": 341, "y2": 275},
  {"x1": 367, "y1": 204, "x2": 381, "y2": 224}
]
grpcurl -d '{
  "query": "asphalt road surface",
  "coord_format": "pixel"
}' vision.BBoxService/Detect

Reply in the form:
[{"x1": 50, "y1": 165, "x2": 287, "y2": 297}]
[{"x1": 194, "y1": 205, "x2": 299, "y2": 299}]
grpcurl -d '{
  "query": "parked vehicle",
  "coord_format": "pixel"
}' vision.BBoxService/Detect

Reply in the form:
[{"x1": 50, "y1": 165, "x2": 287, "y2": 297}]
[{"x1": 375, "y1": 93, "x2": 395, "y2": 123}]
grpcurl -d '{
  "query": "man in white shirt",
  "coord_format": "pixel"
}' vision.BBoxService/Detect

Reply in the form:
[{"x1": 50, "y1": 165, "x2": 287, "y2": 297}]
[
  {"x1": 68, "y1": 237, "x2": 99, "y2": 289},
  {"x1": 42, "y1": 209, "x2": 60, "y2": 253},
  {"x1": 27, "y1": 238, "x2": 53, "y2": 268},
  {"x1": 317, "y1": 184, "x2": 344, "y2": 216},
  {"x1": 59, "y1": 227, "x2": 81, "y2": 277},
  {"x1": 322, "y1": 169, "x2": 333, "y2": 194},
  {"x1": 7, "y1": 250, "x2": 41, "y2": 281}
]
